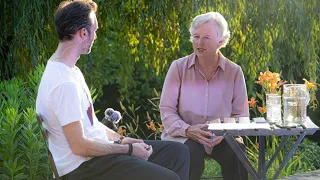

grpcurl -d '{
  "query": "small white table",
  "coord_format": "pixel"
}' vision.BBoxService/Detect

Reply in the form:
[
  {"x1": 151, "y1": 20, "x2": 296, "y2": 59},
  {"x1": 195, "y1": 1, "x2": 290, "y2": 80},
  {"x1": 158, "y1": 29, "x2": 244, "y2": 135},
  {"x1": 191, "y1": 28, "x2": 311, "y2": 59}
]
[{"x1": 208, "y1": 117, "x2": 319, "y2": 180}]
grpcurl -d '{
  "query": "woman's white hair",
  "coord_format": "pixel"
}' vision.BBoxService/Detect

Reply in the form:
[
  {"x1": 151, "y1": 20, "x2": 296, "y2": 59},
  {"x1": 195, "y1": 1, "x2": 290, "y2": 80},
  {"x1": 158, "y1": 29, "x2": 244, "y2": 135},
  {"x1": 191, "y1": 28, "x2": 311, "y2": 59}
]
[{"x1": 189, "y1": 12, "x2": 230, "y2": 48}]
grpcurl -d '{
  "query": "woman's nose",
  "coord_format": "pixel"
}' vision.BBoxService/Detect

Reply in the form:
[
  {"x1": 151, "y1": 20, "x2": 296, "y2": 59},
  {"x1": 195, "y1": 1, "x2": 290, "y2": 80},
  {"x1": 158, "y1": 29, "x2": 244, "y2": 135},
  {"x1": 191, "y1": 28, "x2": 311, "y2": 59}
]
[{"x1": 199, "y1": 37, "x2": 205, "y2": 44}]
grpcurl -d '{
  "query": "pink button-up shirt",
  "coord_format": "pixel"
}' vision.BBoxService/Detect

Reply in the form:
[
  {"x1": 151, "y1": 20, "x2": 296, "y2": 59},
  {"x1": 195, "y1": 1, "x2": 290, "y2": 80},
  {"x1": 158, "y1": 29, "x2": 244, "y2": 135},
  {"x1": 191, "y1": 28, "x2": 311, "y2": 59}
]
[{"x1": 160, "y1": 52, "x2": 249, "y2": 148}]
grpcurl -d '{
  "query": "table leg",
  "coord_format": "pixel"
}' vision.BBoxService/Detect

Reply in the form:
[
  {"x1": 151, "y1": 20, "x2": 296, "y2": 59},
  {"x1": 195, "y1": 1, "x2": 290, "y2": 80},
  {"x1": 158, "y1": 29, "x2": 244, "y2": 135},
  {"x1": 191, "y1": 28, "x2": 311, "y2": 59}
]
[
  {"x1": 224, "y1": 136, "x2": 260, "y2": 180},
  {"x1": 264, "y1": 136, "x2": 289, "y2": 172},
  {"x1": 272, "y1": 131, "x2": 307, "y2": 180},
  {"x1": 258, "y1": 136, "x2": 266, "y2": 179}
]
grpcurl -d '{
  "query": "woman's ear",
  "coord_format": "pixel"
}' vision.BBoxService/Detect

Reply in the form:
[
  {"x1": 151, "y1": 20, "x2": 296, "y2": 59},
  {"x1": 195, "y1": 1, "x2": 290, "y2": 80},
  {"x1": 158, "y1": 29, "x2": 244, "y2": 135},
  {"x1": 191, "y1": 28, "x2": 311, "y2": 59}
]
[{"x1": 217, "y1": 39, "x2": 223, "y2": 49}]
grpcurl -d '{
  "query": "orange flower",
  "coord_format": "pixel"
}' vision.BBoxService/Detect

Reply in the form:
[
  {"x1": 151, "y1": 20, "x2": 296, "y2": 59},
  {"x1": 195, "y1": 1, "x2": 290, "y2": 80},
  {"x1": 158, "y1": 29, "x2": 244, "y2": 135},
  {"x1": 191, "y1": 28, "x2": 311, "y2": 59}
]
[
  {"x1": 259, "y1": 72, "x2": 267, "y2": 81},
  {"x1": 157, "y1": 122, "x2": 164, "y2": 132},
  {"x1": 270, "y1": 72, "x2": 280, "y2": 83},
  {"x1": 256, "y1": 70, "x2": 286, "y2": 93},
  {"x1": 268, "y1": 82, "x2": 278, "y2": 93},
  {"x1": 302, "y1": 78, "x2": 316, "y2": 90},
  {"x1": 258, "y1": 106, "x2": 267, "y2": 115},
  {"x1": 248, "y1": 97, "x2": 258, "y2": 108},
  {"x1": 256, "y1": 71, "x2": 268, "y2": 86},
  {"x1": 255, "y1": 142, "x2": 259, "y2": 149},
  {"x1": 117, "y1": 126, "x2": 126, "y2": 136},
  {"x1": 146, "y1": 120, "x2": 157, "y2": 132}
]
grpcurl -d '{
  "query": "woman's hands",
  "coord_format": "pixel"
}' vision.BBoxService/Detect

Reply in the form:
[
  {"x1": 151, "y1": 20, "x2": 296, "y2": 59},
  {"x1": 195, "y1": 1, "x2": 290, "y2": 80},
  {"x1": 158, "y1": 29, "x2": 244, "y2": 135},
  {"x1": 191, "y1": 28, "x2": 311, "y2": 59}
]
[{"x1": 186, "y1": 123, "x2": 224, "y2": 147}]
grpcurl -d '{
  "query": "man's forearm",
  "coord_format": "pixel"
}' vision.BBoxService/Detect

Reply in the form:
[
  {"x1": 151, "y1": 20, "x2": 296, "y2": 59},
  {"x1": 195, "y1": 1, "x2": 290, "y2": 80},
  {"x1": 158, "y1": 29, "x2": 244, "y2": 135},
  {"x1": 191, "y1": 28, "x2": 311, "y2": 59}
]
[
  {"x1": 64, "y1": 121, "x2": 128, "y2": 157},
  {"x1": 74, "y1": 137, "x2": 129, "y2": 157}
]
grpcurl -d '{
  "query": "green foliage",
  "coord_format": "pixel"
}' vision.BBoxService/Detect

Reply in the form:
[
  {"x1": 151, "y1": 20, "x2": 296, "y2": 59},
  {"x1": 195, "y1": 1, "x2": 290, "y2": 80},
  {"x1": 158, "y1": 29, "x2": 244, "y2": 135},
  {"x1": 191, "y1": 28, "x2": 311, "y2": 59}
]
[
  {"x1": 21, "y1": 108, "x2": 48, "y2": 179},
  {"x1": 119, "y1": 88, "x2": 163, "y2": 140},
  {"x1": 2, "y1": 0, "x2": 319, "y2": 116},
  {"x1": 0, "y1": 62, "x2": 100, "y2": 179},
  {"x1": 245, "y1": 136, "x2": 320, "y2": 179},
  {"x1": 1, "y1": 1, "x2": 320, "y2": 179},
  {"x1": 0, "y1": 65, "x2": 51, "y2": 179},
  {"x1": 0, "y1": 0, "x2": 56, "y2": 81},
  {"x1": 119, "y1": 89, "x2": 320, "y2": 179},
  {"x1": 294, "y1": 138, "x2": 320, "y2": 171},
  {"x1": 145, "y1": 89, "x2": 163, "y2": 140},
  {"x1": 119, "y1": 101, "x2": 146, "y2": 139},
  {"x1": 0, "y1": 108, "x2": 26, "y2": 180},
  {"x1": 74, "y1": 0, "x2": 320, "y2": 109},
  {"x1": 202, "y1": 159, "x2": 222, "y2": 179}
]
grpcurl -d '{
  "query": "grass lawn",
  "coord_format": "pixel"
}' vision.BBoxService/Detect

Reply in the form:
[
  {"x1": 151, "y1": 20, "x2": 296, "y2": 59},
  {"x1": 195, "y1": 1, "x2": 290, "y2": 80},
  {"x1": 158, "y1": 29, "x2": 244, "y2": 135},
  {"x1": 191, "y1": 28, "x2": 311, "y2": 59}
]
[{"x1": 201, "y1": 159, "x2": 222, "y2": 179}]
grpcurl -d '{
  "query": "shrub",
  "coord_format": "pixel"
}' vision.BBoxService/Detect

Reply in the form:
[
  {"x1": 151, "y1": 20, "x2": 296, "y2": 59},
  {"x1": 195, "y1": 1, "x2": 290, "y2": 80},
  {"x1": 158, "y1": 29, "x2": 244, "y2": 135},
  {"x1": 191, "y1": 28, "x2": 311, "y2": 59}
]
[{"x1": 0, "y1": 64, "x2": 51, "y2": 179}]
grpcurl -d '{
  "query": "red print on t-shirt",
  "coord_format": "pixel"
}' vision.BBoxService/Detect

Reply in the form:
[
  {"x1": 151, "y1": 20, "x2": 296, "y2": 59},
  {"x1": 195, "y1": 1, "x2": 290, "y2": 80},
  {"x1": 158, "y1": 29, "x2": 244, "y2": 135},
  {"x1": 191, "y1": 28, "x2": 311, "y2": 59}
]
[{"x1": 87, "y1": 103, "x2": 93, "y2": 126}]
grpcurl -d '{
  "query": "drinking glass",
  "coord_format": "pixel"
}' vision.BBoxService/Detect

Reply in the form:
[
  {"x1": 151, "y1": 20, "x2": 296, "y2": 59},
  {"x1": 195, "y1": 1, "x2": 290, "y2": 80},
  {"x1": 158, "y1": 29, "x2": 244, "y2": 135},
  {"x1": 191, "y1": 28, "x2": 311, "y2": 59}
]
[{"x1": 266, "y1": 94, "x2": 282, "y2": 124}]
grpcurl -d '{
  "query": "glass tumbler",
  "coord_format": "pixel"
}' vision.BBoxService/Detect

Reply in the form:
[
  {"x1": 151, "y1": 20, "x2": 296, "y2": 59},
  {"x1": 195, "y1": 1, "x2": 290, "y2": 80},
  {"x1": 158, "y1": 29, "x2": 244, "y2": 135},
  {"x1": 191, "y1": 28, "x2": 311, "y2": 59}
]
[{"x1": 266, "y1": 94, "x2": 282, "y2": 124}]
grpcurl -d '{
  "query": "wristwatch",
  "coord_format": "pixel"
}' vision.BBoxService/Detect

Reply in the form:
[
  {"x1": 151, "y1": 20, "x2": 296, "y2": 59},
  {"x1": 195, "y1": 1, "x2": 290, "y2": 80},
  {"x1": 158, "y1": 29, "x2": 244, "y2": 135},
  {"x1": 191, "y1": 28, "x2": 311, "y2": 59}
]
[
  {"x1": 127, "y1": 143, "x2": 133, "y2": 156},
  {"x1": 114, "y1": 136, "x2": 125, "y2": 144}
]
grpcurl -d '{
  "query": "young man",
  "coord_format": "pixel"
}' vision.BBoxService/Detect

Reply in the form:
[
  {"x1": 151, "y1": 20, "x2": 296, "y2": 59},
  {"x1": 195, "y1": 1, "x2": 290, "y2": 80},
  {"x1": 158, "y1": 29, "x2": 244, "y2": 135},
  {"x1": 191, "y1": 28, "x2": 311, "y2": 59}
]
[{"x1": 36, "y1": 1, "x2": 189, "y2": 179}]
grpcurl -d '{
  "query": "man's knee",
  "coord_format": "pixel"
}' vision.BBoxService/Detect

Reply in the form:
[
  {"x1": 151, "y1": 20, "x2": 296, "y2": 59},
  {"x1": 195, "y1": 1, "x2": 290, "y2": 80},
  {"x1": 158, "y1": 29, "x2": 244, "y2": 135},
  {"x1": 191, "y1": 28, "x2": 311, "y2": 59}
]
[
  {"x1": 169, "y1": 141, "x2": 190, "y2": 159},
  {"x1": 143, "y1": 163, "x2": 181, "y2": 180},
  {"x1": 160, "y1": 170, "x2": 180, "y2": 180}
]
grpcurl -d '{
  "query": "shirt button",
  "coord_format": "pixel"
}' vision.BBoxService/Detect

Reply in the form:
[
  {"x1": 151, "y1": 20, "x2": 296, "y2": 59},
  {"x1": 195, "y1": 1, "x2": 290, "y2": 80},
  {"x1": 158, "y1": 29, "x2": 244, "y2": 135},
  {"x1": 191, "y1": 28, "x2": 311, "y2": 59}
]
[
  {"x1": 205, "y1": 105, "x2": 207, "y2": 108},
  {"x1": 206, "y1": 94, "x2": 208, "y2": 96}
]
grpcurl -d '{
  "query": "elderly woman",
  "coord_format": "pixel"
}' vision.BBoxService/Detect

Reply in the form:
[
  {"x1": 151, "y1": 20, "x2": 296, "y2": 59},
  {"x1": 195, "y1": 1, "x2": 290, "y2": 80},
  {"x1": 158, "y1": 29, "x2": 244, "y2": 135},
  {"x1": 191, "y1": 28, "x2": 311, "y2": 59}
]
[{"x1": 160, "y1": 12, "x2": 249, "y2": 180}]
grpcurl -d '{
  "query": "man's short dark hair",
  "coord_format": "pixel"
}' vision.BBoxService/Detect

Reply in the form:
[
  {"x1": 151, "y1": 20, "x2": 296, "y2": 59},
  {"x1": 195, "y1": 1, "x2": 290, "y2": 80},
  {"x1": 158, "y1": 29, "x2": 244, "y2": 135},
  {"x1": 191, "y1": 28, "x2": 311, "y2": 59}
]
[{"x1": 54, "y1": 0, "x2": 97, "y2": 41}]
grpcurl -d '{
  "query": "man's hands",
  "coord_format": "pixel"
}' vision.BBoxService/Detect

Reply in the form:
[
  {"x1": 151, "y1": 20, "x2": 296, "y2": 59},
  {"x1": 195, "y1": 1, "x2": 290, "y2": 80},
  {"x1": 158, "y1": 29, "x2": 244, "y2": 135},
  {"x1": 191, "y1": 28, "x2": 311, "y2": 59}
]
[
  {"x1": 131, "y1": 143, "x2": 153, "y2": 161},
  {"x1": 186, "y1": 123, "x2": 224, "y2": 147},
  {"x1": 121, "y1": 137, "x2": 152, "y2": 161}
]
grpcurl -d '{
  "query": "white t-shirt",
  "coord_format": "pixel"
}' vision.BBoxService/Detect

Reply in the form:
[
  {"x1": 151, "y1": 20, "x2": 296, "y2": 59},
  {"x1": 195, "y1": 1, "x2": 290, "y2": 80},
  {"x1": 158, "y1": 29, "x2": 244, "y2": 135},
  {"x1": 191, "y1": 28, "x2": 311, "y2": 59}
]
[{"x1": 36, "y1": 61, "x2": 111, "y2": 176}]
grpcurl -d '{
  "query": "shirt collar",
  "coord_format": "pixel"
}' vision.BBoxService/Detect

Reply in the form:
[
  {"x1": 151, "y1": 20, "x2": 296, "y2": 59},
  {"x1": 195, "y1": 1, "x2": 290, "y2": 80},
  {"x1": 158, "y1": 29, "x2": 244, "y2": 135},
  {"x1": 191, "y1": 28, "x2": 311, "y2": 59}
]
[{"x1": 188, "y1": 50, "x2": 226, "y2": 71}]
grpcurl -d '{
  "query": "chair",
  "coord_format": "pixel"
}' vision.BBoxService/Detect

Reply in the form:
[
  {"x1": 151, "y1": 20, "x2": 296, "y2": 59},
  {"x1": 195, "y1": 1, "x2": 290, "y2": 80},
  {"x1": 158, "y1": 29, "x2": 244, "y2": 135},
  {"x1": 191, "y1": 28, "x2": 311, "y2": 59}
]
[{"x1": 36, "y1": 115, "x2": 61, "y2": 180}]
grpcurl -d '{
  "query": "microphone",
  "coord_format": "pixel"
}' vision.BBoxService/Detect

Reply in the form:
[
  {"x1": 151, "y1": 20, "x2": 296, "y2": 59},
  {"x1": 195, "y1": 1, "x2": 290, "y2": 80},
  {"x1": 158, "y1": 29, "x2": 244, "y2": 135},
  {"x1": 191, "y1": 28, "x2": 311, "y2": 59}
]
[{"x1": 101, "y1": 108, "x2": 122, "y2": 131}]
